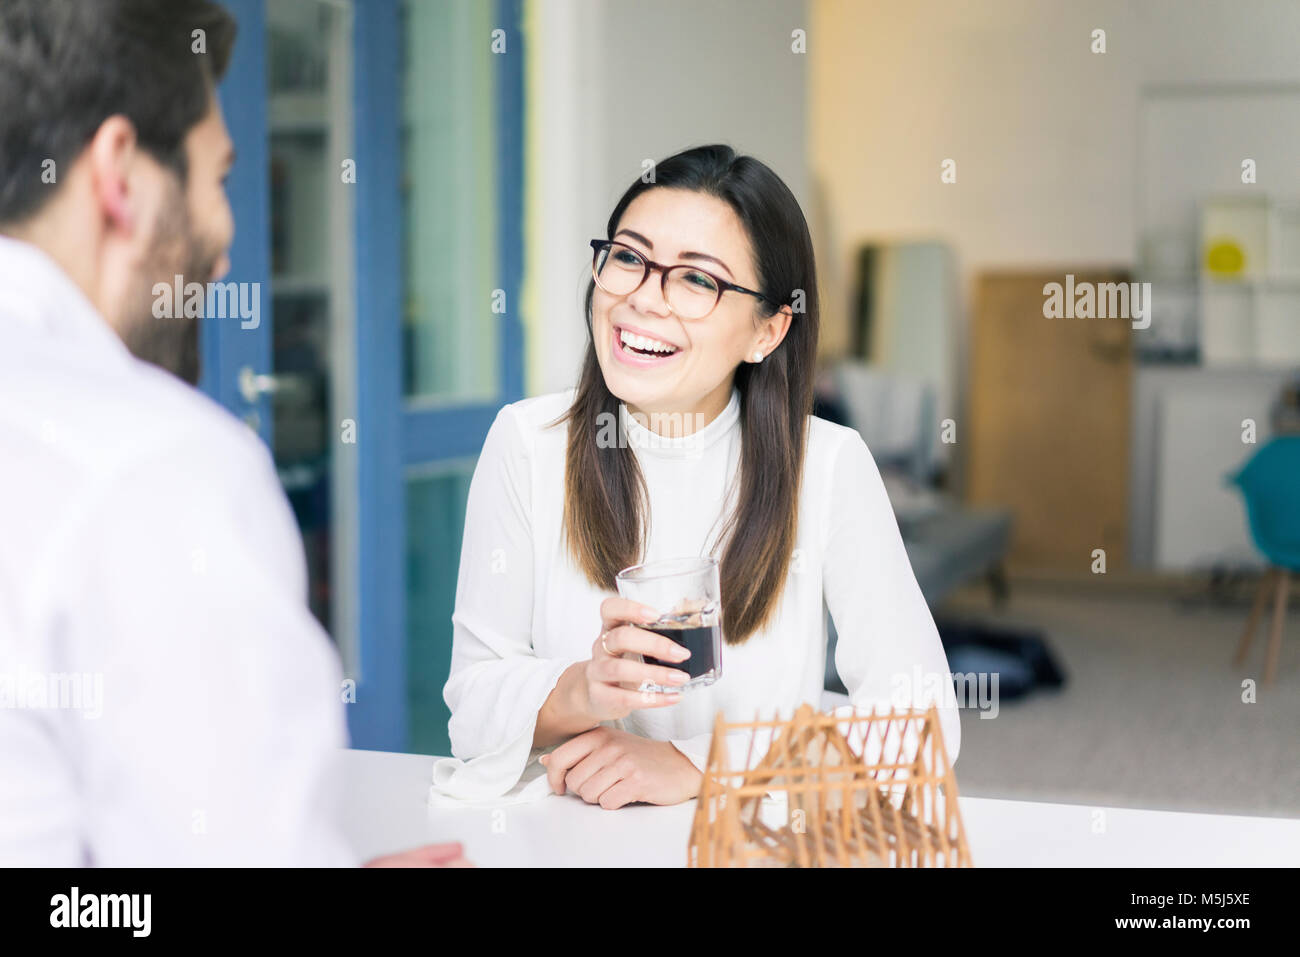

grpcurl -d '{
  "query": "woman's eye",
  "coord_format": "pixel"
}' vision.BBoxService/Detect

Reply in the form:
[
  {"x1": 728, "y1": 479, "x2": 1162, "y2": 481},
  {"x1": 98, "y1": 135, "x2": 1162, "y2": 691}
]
[
  {"x1": 612, "y1": 250, "x2": 642, "y2": 267},
  {"x1": 684, "y1": 270, "x2": 718, "y2": 291}
]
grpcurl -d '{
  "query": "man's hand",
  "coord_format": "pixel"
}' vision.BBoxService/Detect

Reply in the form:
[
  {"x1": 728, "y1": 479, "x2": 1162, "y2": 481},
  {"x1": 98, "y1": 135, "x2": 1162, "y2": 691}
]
[
  {"x1": 363, "y1": 842, "x2": 473, "y2": 867},
  {"x1": 539, "y1": 727, "x2": 702, "y2": 809}
]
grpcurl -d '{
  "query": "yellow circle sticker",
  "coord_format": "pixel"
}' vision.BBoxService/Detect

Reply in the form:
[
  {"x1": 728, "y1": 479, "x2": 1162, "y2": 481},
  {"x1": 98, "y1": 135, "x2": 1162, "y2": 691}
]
[{"x1": 1205, "y1": 239, "x2": 1246, "y2": 275}]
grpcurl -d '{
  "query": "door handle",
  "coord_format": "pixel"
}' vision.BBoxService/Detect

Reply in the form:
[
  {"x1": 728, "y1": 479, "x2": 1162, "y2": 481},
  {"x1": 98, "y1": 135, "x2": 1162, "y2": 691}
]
[{"x1": 238, "y1": 365, "x2": 281, "y2": 404}]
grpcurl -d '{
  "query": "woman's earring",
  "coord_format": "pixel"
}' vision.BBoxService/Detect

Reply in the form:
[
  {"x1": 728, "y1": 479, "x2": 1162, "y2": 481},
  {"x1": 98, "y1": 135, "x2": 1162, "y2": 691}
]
[{"x1": 752, "y1": 351, "x2": 764, "y2": 363}]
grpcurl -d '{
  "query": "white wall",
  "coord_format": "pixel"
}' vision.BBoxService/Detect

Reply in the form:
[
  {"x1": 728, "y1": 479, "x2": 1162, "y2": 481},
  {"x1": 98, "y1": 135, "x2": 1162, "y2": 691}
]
[
  {"x1": 524, "y1": 0, "x2": 810, "y2": 397},
  {"x1": 810, "y1": 0, "x2": 1300, "y2": 567},
  {"x1": 810, "y1": 0, "x2": 1300, "y2": 325}
]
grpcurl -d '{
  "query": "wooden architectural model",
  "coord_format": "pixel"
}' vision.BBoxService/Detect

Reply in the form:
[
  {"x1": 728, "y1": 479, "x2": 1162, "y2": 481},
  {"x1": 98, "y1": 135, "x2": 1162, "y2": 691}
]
[{"x1": 688, "y1": 702, "x2": 972, "y2": 867}]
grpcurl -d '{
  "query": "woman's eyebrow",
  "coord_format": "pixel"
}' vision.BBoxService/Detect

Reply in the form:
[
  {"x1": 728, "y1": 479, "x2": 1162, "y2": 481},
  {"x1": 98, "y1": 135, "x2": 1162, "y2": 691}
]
[
  {"x1": 614, "y1": 228, "x2": 653, "y2": 249},
  {"x1": 613, "y1": 228, "x2": 735, "y2": 279},
  {"x1": 679, "y1": 251, "x2": 734, "y2": 279}
]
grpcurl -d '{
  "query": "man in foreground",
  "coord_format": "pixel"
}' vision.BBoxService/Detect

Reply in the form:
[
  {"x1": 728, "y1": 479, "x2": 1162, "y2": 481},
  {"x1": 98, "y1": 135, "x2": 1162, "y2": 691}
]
[{"x1": 0, "y1": 0, "x2": 467, "y2": 867}]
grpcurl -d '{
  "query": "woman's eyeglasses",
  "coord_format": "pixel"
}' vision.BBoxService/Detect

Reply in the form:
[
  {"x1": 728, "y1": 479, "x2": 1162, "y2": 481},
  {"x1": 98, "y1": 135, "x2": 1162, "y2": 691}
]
[{"x1": 589, "y1": 239, "x2": 779, "y2": 319}]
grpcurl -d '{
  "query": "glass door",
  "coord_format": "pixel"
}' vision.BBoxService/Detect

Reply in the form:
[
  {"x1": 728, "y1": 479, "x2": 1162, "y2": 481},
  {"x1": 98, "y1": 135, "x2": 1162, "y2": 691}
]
[
  {"x1": 208, "y1": 0, "x2": 523, "y2": 753},
  {"x1": 207, "y1": 0, "x2": 359, "y2": 672},
  {"x1": 265, "y1": 0, "x2": 359, "y2": 663},
  {"x1": 206, "y1": 0, "x2": 364, "y2": 729},
  {"x1": 400, "y1": 0, "x2": 525, "y2": 755}
]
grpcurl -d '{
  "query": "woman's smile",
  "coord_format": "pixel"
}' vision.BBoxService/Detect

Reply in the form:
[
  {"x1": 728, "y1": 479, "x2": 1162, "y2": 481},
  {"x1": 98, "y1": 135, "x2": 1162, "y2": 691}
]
[{"x1": 610, "y1": 321, "x2": 685, "y2": 368}]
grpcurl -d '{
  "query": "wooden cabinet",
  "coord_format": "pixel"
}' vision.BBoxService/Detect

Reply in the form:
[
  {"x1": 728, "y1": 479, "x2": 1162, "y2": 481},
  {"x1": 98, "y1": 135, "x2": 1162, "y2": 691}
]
[{"x1": 967, "y1": 271, "x2": 1133, "y2": 573}]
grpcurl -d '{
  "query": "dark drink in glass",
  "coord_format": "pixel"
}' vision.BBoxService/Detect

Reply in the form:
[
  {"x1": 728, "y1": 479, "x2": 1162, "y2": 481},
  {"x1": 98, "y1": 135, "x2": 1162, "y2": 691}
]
[
  {"x1": 644, "y1": 618, "x2": 721, "y2": 682},
  {"x1": 615, "y1": 557, "x2": 723, "y2": 692}
]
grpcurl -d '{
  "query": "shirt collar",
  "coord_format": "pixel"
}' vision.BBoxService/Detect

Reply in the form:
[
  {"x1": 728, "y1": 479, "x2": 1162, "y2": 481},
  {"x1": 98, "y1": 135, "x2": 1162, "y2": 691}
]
[
  {"x1": 617, "y1": 386, "x2": 741, "y2": 460},
  {"x1": 0, "y1": 233, "x2": 133, "y2": 367}
]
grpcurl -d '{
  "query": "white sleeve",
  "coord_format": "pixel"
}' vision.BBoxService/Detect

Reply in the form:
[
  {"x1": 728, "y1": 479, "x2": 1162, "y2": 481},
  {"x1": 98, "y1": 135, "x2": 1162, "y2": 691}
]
[
  {"x1": 58, "y1": 429, "x2": 357, "y2": 866},
  {"x1": 669, "y1": 733, "x2": 713, "y2": 773},
  {"x1": 822, "y1": 430, "x2": 962, "y2": 770},
  {"x1": 440, "y1": 406, "x2": 582, "y2": 799}
]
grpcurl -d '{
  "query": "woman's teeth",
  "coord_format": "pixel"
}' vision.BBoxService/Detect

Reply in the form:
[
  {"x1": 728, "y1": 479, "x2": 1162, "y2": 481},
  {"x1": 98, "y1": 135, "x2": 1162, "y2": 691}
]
[{"x1": 619, "y1": 328, "x2": 679, "y2": 357}]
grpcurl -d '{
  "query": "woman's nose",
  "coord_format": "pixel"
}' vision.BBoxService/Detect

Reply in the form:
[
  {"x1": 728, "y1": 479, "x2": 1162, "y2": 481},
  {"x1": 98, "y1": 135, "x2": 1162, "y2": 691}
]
[{"x1": 626, "y1": 269, "x2": 672, "y2": 317}]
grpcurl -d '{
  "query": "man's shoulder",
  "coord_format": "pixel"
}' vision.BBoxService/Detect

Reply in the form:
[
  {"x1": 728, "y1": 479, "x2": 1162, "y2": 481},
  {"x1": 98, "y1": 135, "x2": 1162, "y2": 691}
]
[
  {"x1": 0, "y1": 346, "x2": 294, "y2": 621},
  {"x1": 4, "y1": 343, "x2": 274, "y2": 499},
  {"x1": 114, "y1": 361, "x2": 275, "y2": 482}
]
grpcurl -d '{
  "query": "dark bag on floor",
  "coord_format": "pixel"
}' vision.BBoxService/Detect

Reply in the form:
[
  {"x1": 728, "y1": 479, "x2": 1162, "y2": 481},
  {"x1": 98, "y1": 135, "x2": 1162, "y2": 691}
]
[{"x1": 937, "y1": 619, "x2": 1067, "y2": 701}]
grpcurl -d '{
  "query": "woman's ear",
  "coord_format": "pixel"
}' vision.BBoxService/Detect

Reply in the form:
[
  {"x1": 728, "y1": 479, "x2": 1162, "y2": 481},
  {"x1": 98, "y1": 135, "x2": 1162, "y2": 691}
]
[{"x1": 755, "y1": 304, "x2": 794, "y2": 355}]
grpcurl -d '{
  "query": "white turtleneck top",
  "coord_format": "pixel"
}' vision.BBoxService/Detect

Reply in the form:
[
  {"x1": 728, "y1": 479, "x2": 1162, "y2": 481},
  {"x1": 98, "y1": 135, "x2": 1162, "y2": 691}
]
[{"x1": 430, "y1": 385, "x2": 960, "y2": 804}]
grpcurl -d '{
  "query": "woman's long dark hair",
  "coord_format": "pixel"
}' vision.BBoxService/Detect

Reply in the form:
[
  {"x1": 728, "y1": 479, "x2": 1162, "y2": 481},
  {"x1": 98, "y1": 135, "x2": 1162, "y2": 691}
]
[{"x1": 550, "y1": 144, "x2": 819, "y2": 646}]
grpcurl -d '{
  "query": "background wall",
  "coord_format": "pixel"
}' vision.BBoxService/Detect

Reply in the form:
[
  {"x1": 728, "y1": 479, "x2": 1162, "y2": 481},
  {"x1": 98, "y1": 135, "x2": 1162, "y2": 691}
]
[
  {"x1": 809, "y1": 0, "x2": 1300, "y2": 339},
  {"x1": 808, "y1": 0, "x2": 1300, "y2": 567}
]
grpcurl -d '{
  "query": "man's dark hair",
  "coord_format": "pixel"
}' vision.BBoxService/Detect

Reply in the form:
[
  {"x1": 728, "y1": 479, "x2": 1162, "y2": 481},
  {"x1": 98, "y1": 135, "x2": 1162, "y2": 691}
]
[{"x1": 0, "y1": 0, "x2": 236, "y2": 226}]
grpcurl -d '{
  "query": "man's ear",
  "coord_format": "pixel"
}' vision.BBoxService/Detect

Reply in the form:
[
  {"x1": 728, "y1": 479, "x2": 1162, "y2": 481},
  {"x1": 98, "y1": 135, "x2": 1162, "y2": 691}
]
[{"x1": 86, "y1": 115, "x2": 139, "y2": 233}]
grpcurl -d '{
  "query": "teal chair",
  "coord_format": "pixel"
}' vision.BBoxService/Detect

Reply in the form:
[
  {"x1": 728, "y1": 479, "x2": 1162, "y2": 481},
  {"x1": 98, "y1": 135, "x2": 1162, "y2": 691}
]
[{"x1": 1229, "y1": 436, "x2": 1300, "y2": 686}]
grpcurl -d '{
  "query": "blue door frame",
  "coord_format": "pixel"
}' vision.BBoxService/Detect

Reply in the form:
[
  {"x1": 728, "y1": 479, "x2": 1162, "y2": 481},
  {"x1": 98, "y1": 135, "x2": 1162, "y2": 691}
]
[
  {"x1": 204, "y1": 0, "x2": 272, "y2": 430},
  {"x1": 210, "y1": 0, "x2": 525, "y2": 753}
]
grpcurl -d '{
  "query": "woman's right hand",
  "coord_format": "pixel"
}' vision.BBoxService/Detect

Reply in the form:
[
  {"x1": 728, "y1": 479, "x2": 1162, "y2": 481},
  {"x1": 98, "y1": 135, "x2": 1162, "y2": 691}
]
[{"x1": 579, "y1": 597, "x2": 693, "y2": 722}]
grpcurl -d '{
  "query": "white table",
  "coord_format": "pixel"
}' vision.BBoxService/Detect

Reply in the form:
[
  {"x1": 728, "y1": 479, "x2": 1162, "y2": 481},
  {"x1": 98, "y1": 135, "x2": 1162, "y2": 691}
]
[{"x1": 340, "y1": 748, "x2": 1300, "y2": 867}]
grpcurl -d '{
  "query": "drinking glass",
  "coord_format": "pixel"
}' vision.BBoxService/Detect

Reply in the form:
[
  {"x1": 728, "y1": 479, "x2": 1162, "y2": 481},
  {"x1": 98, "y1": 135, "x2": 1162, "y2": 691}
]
[{"x1": 615, "y1": 556, "x2": 723, "y2": 692}]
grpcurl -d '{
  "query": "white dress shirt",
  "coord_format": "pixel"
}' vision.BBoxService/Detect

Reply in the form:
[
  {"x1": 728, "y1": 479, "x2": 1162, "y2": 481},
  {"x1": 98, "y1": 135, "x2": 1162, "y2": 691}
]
[
  {"x1": 431, "y1": 384, "x2": 961, "y2": 804},
  {"x1": 0, "y1": 235, "x2": 356, "y2": 865}
]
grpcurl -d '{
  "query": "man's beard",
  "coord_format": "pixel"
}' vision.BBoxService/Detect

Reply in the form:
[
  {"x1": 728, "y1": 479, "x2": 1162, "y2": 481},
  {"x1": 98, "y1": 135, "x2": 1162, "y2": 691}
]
[{"x1": 117, "y1": 198, "x2": 221, "y2": 387}]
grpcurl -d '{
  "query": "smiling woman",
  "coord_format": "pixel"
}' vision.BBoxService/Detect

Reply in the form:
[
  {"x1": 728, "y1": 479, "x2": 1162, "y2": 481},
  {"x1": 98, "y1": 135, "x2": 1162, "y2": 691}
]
[
  {"x1": 432, "y1": 144, "x2": 961, "y2": 810},
  {"x1": 565, "y1": 162, "x2": 808, "y2": 639}
]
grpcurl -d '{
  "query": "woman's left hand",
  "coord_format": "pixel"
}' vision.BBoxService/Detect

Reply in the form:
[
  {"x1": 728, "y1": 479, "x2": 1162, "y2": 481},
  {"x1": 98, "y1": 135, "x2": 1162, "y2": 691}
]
[{"x1": 539, "y1": 727, "x2": 702, "y2": 808}]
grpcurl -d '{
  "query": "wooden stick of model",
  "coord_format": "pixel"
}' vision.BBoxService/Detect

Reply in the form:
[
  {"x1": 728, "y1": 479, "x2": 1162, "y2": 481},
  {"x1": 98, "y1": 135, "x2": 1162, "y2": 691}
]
[{"x1": 688, "y1": 702, "x2": 972, "y2": 867}]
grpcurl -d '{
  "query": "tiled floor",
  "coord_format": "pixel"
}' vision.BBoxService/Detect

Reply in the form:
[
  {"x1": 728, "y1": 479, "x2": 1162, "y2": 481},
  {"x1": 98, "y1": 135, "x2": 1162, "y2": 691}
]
[{"x1": 934, "y1": 583, "x2": 1299, "y2": 818}]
